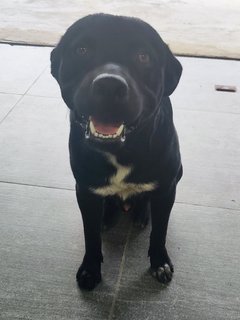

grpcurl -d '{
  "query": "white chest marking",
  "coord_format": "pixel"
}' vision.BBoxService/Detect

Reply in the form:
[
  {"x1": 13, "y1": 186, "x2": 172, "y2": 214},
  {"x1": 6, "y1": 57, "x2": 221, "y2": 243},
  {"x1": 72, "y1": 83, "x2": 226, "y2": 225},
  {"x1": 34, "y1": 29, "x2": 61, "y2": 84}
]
[{"x1": 91, "y1": 153, "x2": 157, "y2": 200}]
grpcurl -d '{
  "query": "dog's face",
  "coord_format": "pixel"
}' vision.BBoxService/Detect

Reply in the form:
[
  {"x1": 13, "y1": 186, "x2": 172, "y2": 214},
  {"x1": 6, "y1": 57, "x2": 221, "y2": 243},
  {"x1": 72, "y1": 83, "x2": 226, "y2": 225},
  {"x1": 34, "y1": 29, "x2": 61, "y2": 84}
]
[{"x1": 51, "y1": 14, "x2": 182, "y2": 144}]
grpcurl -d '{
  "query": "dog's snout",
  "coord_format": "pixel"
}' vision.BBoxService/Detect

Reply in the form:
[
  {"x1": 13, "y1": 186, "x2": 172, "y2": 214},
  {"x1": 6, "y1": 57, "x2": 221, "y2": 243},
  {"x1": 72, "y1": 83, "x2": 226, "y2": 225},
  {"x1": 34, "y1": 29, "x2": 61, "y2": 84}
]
[{"x1": 92, "y1": 74, "x2": 128, "y2": 101}]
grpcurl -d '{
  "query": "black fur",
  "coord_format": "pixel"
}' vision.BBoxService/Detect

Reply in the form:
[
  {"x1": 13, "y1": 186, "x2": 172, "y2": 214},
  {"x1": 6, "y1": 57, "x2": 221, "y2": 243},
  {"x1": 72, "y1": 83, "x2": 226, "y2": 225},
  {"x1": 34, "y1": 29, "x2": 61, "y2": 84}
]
[{"x1": 51, "y1": 13, "x2": 183, "y2": 290}]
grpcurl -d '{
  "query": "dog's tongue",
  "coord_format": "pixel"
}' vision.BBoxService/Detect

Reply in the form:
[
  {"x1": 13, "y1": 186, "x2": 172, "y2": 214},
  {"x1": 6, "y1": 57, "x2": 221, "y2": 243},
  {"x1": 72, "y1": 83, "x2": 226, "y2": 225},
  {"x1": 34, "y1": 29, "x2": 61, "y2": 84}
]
[{"x1": 91, "y1": 118, "x2": 120, "y2": 135}]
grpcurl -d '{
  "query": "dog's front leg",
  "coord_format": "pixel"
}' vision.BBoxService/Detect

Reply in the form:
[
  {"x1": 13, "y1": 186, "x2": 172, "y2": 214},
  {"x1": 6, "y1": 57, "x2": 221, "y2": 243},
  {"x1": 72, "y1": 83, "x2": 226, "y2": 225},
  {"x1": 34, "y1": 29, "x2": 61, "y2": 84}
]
[
  {"x1": 75, "y1": 184, "x2": 103, "y2": 290},
  {"x1": 149, "y1": 185, "x2": 176, "y2": 284}
]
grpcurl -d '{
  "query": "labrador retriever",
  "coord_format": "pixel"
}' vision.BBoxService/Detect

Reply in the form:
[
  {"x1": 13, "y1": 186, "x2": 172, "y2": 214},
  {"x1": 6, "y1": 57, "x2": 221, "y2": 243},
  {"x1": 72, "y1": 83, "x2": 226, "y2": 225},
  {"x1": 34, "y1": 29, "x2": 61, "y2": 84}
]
[{"x1": 51, "y1": 13, "x2": 183, "y2": 290}]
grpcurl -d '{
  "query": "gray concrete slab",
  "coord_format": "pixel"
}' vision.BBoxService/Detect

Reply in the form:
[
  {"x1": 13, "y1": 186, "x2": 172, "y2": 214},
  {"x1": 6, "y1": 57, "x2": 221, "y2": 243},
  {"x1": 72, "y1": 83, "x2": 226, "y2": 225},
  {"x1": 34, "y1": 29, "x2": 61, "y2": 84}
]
[
  {"x1": 0, "y1": 95, "x2": 74, "y2": 189},
  {"x1": 0, "y1": 93, "x2": 21, "y2": 122},
  {"x1": 27, "y1": 67, "x2": 61, "y2": 98},
  {"x1": 2, "y1": 183, "x2": 238, "y2": 319},
  {"x1": 0, "y1": 183, "x2": 130, "y2": 319},
  {"x1": 114, "y1": 204, "x2": 240, "y2": 319},
  {"x1": 0, "y1": 44, "x2": 51, "y2": 94},
  {"x1": 172, "y1": 57, "x2": 240, "y2": 114},
  {"x1": 175, "y1": 109, "x2": 240, "y2": 210}
]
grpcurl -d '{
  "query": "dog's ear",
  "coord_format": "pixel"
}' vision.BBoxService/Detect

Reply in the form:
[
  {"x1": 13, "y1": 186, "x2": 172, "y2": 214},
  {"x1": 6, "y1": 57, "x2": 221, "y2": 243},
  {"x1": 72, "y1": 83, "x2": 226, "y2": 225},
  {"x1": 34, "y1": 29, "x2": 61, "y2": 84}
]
[
  {"x1": 164, "y1": 45, "x2": 182, "y2": 96},
  {"x1": 50, "y1": 46, "x2": 61, "y2": 82}
]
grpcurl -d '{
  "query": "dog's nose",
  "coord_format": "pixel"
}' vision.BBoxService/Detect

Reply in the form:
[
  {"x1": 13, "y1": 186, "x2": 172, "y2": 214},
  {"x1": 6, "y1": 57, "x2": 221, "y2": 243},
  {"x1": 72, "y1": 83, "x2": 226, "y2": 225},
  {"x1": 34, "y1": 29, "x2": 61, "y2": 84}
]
[{"x1": 92, "y1": 74, "x2": 128, "y2": 101}]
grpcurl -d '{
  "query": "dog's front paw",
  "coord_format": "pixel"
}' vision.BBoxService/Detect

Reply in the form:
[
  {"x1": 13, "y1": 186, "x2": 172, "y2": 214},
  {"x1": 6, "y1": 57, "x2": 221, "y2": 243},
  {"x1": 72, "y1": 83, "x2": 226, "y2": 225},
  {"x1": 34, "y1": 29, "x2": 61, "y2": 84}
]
[
  {"x1": 76, "y1": 265, "x2": 102, "y2": 290},
  {"x1": 149, "y1": 247, "x2": 174, "y2": 284},
  {"x1": 150, "y1": 263, "x2": 174, "y2": 284}
]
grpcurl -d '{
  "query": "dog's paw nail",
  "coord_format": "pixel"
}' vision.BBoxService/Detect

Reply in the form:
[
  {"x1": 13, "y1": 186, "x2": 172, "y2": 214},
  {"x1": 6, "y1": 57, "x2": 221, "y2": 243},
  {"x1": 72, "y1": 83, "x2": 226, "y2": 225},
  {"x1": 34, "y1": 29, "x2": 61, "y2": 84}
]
[
  {"x1": 151, "y1": 263, "x2": 173, "y2": 284},
  {"x1": 163, "y1": 264, "x2": 173, "y2": 281},
  {"x1": 156, "y1": 267, "x2": 166, "y2": 282}
]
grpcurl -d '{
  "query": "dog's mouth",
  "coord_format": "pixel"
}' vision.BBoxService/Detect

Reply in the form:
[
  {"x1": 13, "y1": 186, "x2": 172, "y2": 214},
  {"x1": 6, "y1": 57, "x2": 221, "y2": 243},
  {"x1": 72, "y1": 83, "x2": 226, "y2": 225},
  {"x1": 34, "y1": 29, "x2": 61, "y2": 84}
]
[{"x1": 85, "y1": 117, "x2": 126, "y2": 142}]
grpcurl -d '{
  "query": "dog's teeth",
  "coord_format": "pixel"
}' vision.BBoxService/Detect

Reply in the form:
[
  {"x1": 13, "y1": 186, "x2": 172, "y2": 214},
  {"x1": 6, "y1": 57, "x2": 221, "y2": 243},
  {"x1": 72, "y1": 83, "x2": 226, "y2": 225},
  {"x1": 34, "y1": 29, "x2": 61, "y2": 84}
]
[
  {"x1": 116, "y1": 124, "x2": 124, "y2": 136},
  {"x1": 90, "y1": 123, "x2": 125, "y2": 140},
  {"x1": 89, "y1": 121, "x2": 96, "y2": 134}
]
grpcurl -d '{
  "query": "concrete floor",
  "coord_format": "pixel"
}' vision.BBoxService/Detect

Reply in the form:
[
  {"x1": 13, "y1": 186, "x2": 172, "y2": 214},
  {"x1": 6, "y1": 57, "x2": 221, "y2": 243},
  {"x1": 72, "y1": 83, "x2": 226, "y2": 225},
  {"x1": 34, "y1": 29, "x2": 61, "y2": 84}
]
[{"x1": 0, "y1": 44, "x2": 240, "y2": 319}]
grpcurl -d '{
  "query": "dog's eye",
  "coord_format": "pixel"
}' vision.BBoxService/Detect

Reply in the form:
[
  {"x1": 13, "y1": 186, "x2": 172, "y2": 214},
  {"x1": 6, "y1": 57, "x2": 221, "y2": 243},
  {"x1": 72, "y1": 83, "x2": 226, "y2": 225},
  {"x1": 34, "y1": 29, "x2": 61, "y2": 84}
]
[
  {"x1": 137, "y1": 52, "x2": 150, "y2": 64},
  {"x1": 76, "y1": 47, "x2": 88, "y2": 56}
]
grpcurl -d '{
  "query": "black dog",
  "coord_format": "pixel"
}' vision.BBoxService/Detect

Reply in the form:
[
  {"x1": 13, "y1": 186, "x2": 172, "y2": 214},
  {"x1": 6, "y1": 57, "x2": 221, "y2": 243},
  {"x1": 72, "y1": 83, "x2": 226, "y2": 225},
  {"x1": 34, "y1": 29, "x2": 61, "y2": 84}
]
[{"x1": 51, "y1": 13, "x2": 182, "y2": 290}]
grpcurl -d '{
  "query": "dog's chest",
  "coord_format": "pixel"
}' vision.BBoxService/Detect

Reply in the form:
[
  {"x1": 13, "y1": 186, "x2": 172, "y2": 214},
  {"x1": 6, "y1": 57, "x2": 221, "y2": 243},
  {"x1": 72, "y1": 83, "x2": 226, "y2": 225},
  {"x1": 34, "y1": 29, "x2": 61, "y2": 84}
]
[{"x1": 91, "y1": 153, "x2": 156, "y2": 200}]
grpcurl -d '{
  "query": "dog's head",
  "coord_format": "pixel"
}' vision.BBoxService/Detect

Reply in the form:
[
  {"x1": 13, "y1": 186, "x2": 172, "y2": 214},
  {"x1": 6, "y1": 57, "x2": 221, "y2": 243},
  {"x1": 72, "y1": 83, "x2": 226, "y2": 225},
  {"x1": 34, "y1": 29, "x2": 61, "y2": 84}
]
[{"x1": 51, "y1": 13, "x2": 182, "y2": 144}]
